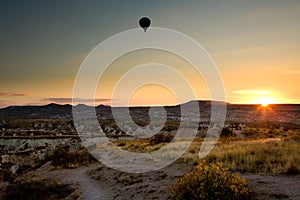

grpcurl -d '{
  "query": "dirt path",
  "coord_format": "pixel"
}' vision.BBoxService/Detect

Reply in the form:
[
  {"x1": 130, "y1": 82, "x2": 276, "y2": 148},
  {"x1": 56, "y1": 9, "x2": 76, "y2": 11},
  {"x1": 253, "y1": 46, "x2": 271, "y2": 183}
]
[
  {"x1": 33, "y1": 162, "x2": 109, "y2": 200},
  {"x1": 242, "y1": 174, "x2": 300, "y2": 200},
  {"x1": 87, "y1": 162, "x2": 300, "y2": 200},
  {"x1": 27, "y1": 162, "x2": 300, "y2": 200},
  {"x1": 50, "y1": 166, "x2": 106, "y2": 200}
]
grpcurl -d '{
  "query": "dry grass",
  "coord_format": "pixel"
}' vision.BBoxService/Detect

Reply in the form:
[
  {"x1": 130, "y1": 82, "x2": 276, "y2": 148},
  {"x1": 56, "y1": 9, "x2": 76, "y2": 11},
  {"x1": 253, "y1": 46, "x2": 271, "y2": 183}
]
[
  {"x1": 179, "y1": 129, "x2": 300, "y2": 174},
  {"x1": 114, "y1": 130, "x2": 300, "y2": 174},
  {"x1": 51, "y1": 146, "x2": 97, "y2": 169},
  {"x1": 205, "y1": 139, "x2": 300, "y2": 173}
]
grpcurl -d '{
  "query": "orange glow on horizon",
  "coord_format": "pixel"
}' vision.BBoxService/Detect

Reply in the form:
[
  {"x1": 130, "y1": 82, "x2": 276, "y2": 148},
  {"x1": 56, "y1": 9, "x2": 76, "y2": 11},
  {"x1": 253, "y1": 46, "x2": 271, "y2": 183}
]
[
  {"x1": 261, "y1": 103, "x2": 268, "y2": 107},
  {"x1": 230, "y1": 89, "x2": 288, "y2": 105},
  {"x1": 255, "y1": 97, "x2": 276, "y2": 107},
  {"x1": 128, "y1": 84, "x2": 180, "y2": 107}
]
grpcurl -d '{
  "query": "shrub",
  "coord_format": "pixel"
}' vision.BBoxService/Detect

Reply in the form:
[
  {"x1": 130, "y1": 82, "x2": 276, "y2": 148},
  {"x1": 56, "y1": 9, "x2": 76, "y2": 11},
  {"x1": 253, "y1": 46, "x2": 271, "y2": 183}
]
[
  {"x1": 169, "y1": 160, "x2": 251, "y2": 200},
  {"x1": 221, "y1": 128, "x2": 235, "y2": 137},
  {"x1": 0, "y1": 168, "x2": 16, "y2": 182},
  {"x1": 51, "y1": 146, "x2": 97, "y2": 168},
  {"x1": 116, "y1": 141, "x2": 126, "y2": 147},
  {"x1": 285, "y1": 156, "x2": 300, "y2": 175},
  {"x1": 149, "y1": 132, "x2": 173, "y2": 145},
  {"x1": 1, "y1": 179, "x2": 79, "y2": 200}
]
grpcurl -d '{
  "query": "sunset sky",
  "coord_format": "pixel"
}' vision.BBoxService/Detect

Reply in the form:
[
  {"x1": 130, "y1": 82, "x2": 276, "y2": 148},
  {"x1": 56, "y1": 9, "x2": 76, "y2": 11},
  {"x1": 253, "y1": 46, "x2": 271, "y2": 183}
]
[{"x1": 0, "y1": 1, "x2": 299, "y2": 107}]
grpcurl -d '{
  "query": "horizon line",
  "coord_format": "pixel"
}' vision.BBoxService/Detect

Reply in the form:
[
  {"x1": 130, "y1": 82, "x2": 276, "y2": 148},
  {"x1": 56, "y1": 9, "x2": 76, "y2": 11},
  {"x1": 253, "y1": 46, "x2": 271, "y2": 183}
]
[{"x1": 1, "y1": 100, "x2": 300, "y2": 109}]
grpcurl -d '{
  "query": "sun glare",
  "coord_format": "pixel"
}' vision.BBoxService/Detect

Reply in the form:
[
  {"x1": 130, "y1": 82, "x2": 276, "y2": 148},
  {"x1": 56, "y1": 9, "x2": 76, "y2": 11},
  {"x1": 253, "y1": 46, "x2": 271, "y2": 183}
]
[
  {"x1": 255, "y1": 97, "x2": 275, "y2": 107},
  {"x1": 261, "y1": 102, "x2": 268, "y2": 107}
]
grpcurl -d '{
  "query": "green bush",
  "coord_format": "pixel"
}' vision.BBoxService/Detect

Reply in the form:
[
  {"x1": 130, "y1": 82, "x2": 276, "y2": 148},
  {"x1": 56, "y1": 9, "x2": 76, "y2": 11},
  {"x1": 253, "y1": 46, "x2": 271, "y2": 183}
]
[{"x1": 169, "y1": 160, "x2": 251, "y2": 200}]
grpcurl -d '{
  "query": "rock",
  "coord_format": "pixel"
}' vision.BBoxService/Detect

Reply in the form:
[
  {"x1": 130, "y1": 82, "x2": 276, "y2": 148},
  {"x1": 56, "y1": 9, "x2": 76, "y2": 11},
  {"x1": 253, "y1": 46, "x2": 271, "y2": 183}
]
[
  {"x1": 1, "y1": 155, "x2": 10, "y2": 164},
  {"x1": 10, "y1": 163, "x2": 19, "y2": 175}
]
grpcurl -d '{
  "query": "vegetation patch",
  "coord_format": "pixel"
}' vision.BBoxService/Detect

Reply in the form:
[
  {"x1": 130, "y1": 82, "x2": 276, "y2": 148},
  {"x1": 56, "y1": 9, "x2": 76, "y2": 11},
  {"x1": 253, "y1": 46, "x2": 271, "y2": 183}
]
[
  {"x1": 1, "y1": 179, "x2": 80, "y2": 200},
  {"x1": 206, "y1": 139, "x2": 300, "y2": 173},
  {"x1": 51, "y1": 146, "x2": 97, "y2": 169},
  {"x1": 114, "y1": 130, "x2": 300, "y2": 174},
  {"x1": 169, "y1": 160, "x2": 251, "y2": 200}
]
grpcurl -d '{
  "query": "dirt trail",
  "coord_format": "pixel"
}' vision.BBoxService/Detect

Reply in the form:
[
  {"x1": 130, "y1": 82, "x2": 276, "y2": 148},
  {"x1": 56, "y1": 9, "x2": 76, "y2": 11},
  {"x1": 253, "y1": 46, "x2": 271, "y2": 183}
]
[
  {"x1": 50, "y1": 166, "x2": 106, "y2": 200},
  {"x1": 87, "y1": 162, "x2": 300, "y2": 200},
  {"x1": 33, "y1": 162, "x2": 109, "y2": 200},
  {"x1": 26, "y1": 162, "x2": 300, "y2": 200},
  {"x1": 242, "y1": 174, "x2": 300, "y2": 200}
]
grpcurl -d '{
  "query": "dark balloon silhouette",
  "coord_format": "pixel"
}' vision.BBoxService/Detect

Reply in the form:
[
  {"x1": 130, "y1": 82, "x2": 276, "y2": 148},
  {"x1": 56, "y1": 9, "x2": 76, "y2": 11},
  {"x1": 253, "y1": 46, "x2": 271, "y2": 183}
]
[{"x1": 139, "y1": 17, "x2": 151, "y2": 32}]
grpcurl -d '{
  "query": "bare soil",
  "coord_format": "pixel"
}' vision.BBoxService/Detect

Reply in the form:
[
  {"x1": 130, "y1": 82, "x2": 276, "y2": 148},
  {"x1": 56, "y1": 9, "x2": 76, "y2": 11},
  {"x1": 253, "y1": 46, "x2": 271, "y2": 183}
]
[
  {"x1": 13, "y1": 161, "x2": 300, "y2": 200},
  {"x1": 0, "y1": 160, "x2": 298, "y2": 200}
]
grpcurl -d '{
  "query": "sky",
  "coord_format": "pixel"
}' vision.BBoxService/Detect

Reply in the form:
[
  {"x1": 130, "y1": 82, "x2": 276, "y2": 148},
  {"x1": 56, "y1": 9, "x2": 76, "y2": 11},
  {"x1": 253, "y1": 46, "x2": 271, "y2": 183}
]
[{"x1": 0, "y1": 0, "x2": 299, "y2": 107}]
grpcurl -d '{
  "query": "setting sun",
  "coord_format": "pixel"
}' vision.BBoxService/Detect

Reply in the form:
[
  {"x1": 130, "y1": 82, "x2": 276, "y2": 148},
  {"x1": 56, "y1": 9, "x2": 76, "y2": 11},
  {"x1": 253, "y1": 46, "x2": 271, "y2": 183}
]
[
  {"x1": 255, "y1": 97, "x2": 276, "y2": 107},
  {"x1": 234, "y1": 90, "x2": 285, "y2": 106},
  {"x1": 261, "y1": 102, "x2": 268, "y2": 107}
]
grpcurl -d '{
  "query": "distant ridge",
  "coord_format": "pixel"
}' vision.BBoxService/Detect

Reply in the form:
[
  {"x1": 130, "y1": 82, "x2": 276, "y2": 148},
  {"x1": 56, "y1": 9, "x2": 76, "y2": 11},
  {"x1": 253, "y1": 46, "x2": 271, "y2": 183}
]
[
  {"x1": 0, "y1": 101, "x2": 299, "y2": 119},
  {"x1": 0, "y1": 103, "x2": 72, "y2": 119},
  {"x1": 180, "y1": 100, "x2": 229, "y2": 106}
]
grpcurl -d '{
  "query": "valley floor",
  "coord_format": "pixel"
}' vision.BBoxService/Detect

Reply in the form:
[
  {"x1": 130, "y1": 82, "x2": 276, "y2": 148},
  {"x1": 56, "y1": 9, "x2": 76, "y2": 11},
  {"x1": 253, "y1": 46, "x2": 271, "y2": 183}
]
[{"x1": 9, "y1": 161, "x2": 300, "y2": 200}]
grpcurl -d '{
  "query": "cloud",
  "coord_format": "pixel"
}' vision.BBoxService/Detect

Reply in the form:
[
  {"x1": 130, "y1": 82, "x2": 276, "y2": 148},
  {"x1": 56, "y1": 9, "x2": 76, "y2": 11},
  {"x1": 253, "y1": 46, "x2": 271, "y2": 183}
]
[
  {"x1": 0, "y1": 92, "x2": 27, "y2": 97},
  {"x1": 42, "y1": 98, "x2": 111, "y2": 104},
  {"x1": 233, "y1": 90, "x2": 271, "y2": 95}
]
